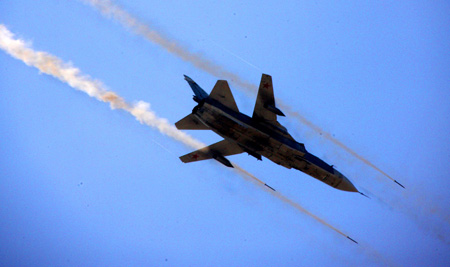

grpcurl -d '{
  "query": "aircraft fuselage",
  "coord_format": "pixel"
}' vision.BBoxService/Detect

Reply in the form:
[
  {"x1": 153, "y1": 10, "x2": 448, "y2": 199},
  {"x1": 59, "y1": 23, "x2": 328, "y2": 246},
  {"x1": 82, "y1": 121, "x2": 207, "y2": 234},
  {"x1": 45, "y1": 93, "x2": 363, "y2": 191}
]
[{"x1": 193, "y1": 98, "x2": 357, "y2": 192}]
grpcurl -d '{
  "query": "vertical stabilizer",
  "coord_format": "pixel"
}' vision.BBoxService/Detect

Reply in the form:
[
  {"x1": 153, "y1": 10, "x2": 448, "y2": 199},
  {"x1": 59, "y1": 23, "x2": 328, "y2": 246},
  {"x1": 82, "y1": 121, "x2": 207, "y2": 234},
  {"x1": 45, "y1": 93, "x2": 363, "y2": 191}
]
[
  {"x1": 208, "y1": 80, "x2": 240, "y2": 113},
  {"x1": 184, "y1": 75, "x2": 208, "y2": 101},
  {"x1": 252, "y1": 74, "x2": 285, "y2": 122}
]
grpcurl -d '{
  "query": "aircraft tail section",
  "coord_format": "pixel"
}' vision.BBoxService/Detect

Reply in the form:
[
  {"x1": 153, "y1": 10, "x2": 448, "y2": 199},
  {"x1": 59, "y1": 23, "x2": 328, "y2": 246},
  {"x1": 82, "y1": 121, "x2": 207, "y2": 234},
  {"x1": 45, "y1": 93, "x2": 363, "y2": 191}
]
[
  {"x1": 175, "y1": 114, "x2": 209, "y2": 130},
  {"x1": 184, "y1": 74, "x2": 239, "y2": 113},
  {"x1": 252, "y1": 74, "x2": 285, "y2": 122},
  {"x1": 184, "y1": 75, "x2": 209, "y2": 101},
  {"x1": 208, "y1": 80, "x2": 240, "y2": 113}
]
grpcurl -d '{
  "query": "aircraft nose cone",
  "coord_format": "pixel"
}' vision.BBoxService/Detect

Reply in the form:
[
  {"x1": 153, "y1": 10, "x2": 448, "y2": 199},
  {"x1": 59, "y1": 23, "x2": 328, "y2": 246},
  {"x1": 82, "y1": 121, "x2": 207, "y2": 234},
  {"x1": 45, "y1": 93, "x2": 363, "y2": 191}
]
[{"x1": 336, "y1": 176, "x2": 358, "y2": 192}]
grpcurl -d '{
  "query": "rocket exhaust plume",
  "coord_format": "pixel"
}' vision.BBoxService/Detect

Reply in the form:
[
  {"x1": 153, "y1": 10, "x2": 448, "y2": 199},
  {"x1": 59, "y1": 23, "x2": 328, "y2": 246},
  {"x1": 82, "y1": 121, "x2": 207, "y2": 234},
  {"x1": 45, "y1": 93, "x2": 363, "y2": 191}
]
[
  {"x1": 0, "y1": 24, "x2": 356, "y2": 245},
  {"x1": 82, "y1": 0, "x2": 401, "y2": 188}
]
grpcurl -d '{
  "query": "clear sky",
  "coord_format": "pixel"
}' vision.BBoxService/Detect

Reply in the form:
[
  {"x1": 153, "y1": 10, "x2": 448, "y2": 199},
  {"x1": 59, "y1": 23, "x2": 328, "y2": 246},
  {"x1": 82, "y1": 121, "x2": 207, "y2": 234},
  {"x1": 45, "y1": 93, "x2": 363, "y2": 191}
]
[{"x1": 1, "y1": 0, "x2": 449, "y2": 266}]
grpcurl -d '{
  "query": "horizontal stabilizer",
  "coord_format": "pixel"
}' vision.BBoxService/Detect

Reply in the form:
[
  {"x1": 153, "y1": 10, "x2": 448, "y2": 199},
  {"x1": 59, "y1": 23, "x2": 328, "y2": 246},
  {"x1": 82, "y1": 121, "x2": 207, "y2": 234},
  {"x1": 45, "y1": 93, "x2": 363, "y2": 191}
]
[
  {"x1": 180, "y1": 139, "x2": 244, "y2": 167},
  {"x1": 175, "y1": 114, "x2": 209, "y2": 130}
]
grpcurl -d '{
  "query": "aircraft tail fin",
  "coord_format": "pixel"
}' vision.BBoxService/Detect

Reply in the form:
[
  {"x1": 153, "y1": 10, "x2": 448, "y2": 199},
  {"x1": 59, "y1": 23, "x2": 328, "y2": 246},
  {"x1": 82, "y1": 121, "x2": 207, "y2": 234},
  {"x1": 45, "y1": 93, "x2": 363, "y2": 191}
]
[
  {"x1": 208, "y1": 80, "x2": 240, "y2": 113},
  {"x1": 252, "y1": 74, "x2": 284, "y2": 122},
  {"x1": 175, "y1": 114, "x2": 209, "y2": 130},
  {"x1": 184, "y1": 75, "x2": 209, "y2": 101},
  {"x1": 184, "y1": 75, "x2": 239, "y2": 113}
]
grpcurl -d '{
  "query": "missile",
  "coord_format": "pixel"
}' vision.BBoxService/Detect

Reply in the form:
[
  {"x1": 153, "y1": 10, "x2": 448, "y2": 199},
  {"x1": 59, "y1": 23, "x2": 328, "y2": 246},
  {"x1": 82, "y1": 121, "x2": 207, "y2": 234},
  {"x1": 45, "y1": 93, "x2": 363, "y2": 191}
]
[
  {"x1": 245, "y1": 149, "x2": 262, "y2": 161},
  {"x1": 394, "y1": 180, "x2": 405, "y2": 189},
  {"x1": 264, "y1": 183, "x2": 276, "y2": 191},
  {"x1": 213, "y1": 154, "x2": 233, "y2": 168},
  {"x1": 265, "y1": 104, "x2": 285, "y2": 116},
  {"x1": 347, "y1": 236, "x2": 358, "y2": 244}
]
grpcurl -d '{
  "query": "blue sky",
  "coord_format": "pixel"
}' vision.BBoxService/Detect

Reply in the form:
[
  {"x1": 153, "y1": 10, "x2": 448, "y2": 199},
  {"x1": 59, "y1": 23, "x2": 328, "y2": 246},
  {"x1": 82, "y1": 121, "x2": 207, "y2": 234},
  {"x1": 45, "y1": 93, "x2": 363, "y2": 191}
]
[{"x1": 1, "y1": 0, "x2": 449, "y2": 266}]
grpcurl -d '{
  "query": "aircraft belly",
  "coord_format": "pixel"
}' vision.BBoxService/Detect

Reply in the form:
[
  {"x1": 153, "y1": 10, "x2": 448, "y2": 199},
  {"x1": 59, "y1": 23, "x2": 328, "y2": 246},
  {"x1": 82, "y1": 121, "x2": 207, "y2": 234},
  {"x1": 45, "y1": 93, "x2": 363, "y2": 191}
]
[
  {"x1": 196, "y1": 106, "x2": 340, "y2": 183},
  {"x1": 264, "y1": 143, "x2": 295, "y2": 168},
  {"x1": 291, "y1": 157, "x2": 341, "y2": 188},
  {"x1": 196, "y1": 107, "x2": 272, "y2": 155},
  {"x1": 180, "y1": 75, "x2": 360, "y2": 193}
]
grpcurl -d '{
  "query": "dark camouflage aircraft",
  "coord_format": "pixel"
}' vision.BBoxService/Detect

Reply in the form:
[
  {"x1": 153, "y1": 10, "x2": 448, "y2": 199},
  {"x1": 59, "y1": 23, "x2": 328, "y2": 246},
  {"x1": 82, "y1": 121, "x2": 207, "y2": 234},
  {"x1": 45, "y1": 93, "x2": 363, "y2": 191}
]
[{"x1": 176, "y1": 74, "x2": 361, "y2": 193}]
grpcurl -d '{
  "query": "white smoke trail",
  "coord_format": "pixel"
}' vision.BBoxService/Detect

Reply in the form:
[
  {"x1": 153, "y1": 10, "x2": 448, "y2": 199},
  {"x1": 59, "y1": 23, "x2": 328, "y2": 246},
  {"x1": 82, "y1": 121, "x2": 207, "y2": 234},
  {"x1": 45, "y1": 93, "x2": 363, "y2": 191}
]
[
  {"x1": 0, "y1": 24, "x2": 204, "y2": 150},
  {"x1": 0, "y1": 24, "x2": 363, "y2": 247}
]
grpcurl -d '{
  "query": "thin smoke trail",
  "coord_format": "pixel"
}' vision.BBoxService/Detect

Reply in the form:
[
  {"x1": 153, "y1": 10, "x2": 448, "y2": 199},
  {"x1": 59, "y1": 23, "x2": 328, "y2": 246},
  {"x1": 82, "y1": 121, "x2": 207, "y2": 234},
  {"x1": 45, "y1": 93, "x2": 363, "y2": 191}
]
[
  {"x1": 233, "y1": 165, "x2": 350, "y2": 237},
  {"x1": 237, "y1": 164, "x2": 354, "y2": 239},
  {"x1": 82, "y1": 0, "x2": 256, "y2": 91},
  {"x1": 82, "y1": 0, "x2": 398, "y2": 186},
  {"x1": 278, "y1": 103, "x2": 404, "y2": 188},
  {"x1": 233, "y1": 165, "x2": 393, "y2": 265},
  {"x1": 0, "y1": 24, "x2": 360, "y2": 247}
]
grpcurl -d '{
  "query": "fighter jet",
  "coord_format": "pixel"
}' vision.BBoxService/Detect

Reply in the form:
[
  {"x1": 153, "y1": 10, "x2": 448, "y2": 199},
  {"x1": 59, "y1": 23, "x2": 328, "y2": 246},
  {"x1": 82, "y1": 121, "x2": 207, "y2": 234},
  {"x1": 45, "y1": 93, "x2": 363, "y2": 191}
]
[{"x1": 175, "y1": 74, "x2": 359, "y2": 193}]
